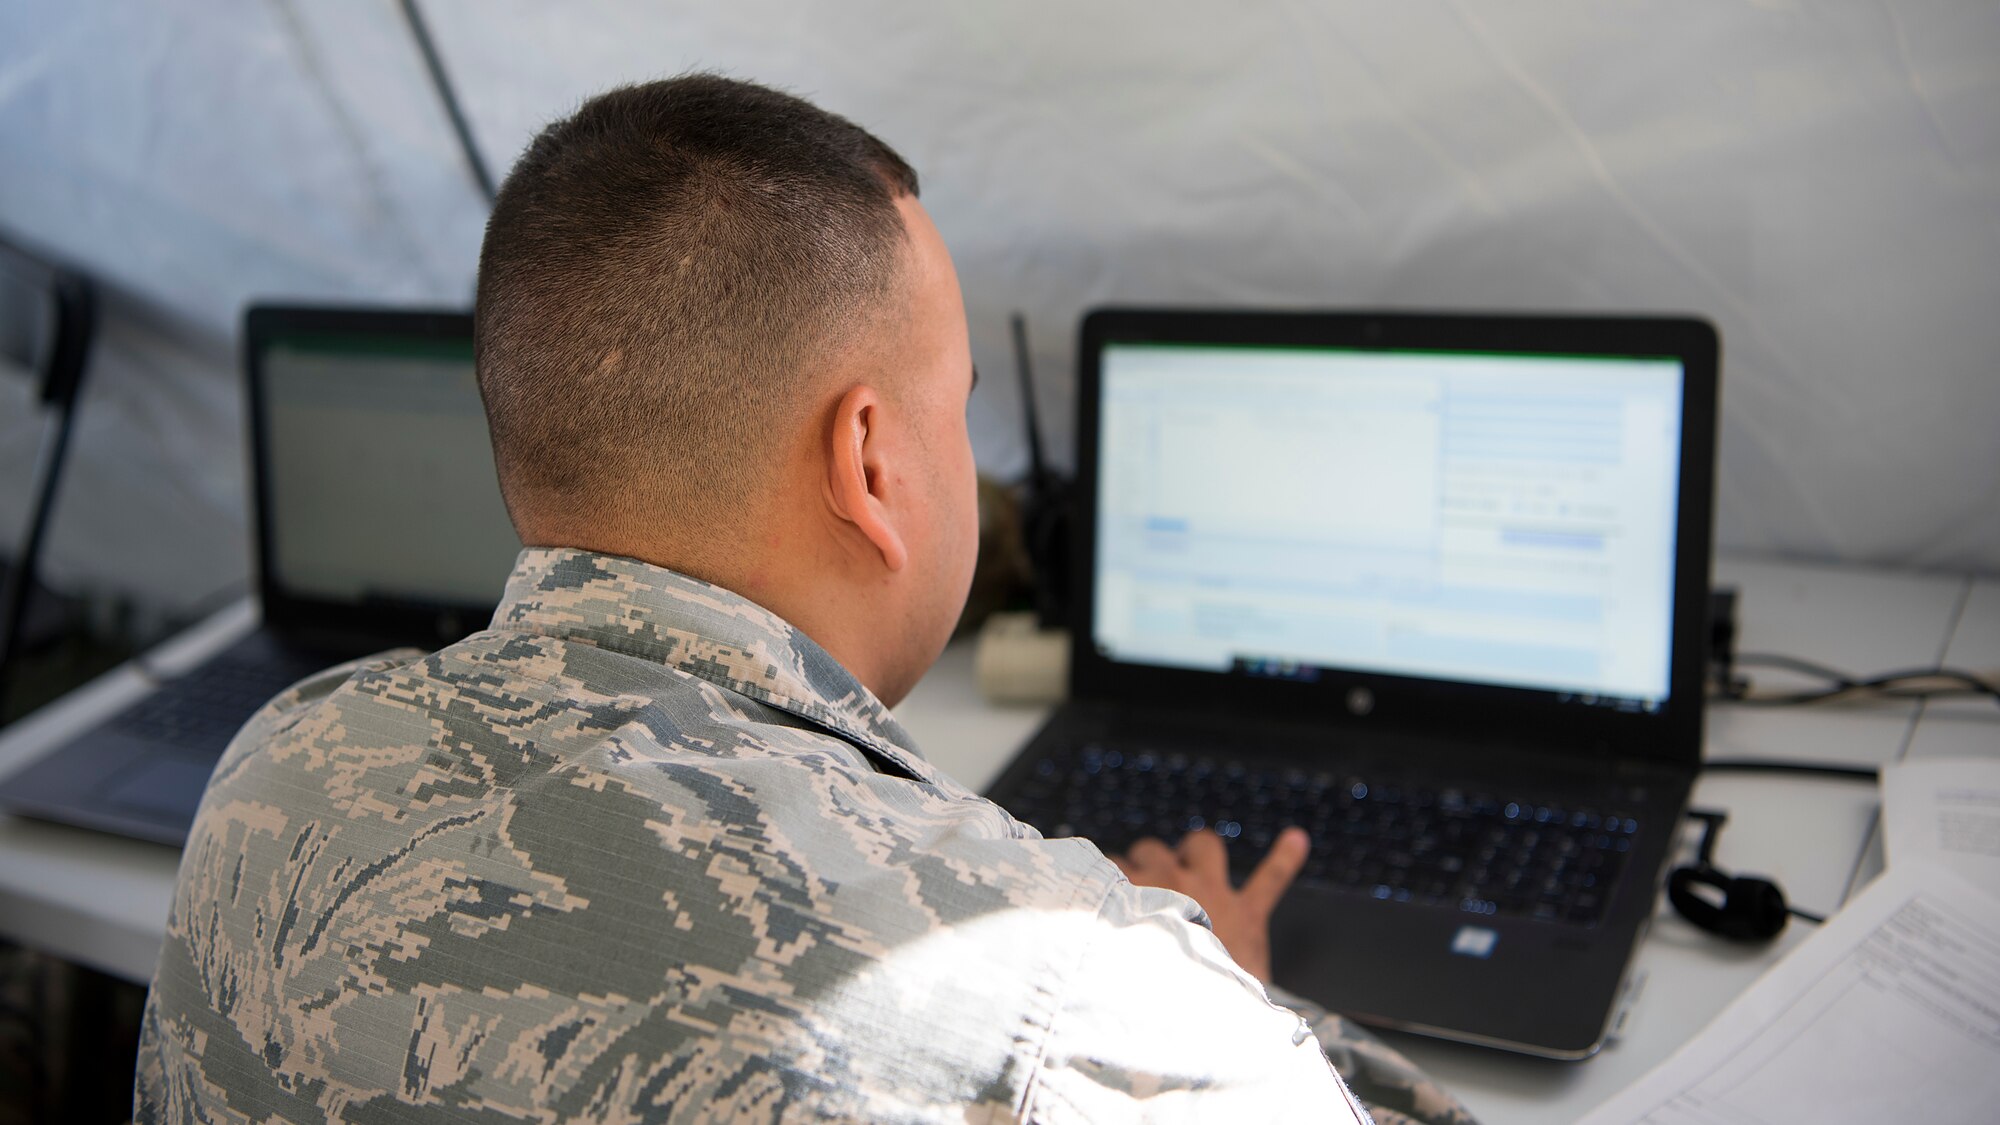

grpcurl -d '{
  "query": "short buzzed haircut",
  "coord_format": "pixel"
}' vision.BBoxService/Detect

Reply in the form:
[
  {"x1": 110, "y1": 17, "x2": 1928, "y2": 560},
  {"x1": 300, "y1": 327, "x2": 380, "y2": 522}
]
[{"x1": 474, "y1": 75, "x2": 920, "y2": 539}]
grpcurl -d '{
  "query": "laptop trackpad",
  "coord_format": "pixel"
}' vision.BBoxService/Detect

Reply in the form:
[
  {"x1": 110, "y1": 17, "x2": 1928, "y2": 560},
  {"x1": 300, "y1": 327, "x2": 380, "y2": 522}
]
[{"x1": 96, "y1": 753, "x2": 216, "y2": 818}]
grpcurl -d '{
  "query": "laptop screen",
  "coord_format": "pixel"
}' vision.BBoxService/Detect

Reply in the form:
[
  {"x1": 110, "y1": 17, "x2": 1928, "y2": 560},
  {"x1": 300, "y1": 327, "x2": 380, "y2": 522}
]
[
  {"x1": 259, "y1": 330, "x2": 520, "y2": 612},
  {"x1": 1091, "y1": 342, "x2": 1685, "y2": 711}
]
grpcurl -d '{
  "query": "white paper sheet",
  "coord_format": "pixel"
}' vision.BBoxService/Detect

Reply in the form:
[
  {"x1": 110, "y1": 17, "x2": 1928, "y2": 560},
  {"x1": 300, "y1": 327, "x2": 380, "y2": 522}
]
[
  {"x1": 1883, "y1": 758, "x2": 2000, "y2": 897},
  {"x1": 1577, "y1": 863, "x2": 2000, "y2": 1125}
]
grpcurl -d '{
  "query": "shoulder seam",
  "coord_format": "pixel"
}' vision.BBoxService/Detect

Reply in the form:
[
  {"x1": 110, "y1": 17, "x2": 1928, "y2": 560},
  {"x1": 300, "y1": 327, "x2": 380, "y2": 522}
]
[{"x1": 1013, "y1": 843, "x2": 1121, "y2": 1123}]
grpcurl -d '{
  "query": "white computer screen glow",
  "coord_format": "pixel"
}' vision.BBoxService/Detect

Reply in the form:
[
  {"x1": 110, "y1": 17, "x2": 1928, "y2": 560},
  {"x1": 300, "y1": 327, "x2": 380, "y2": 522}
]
[{"x1": 1091, "y1": 342, "x2": 1684, "y2": 707}]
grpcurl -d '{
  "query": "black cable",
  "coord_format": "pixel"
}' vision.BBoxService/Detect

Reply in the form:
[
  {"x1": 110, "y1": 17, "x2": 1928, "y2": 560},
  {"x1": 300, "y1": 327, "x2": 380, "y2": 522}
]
[
  {"x1": 1010, "y1": 313, "x2": 1047, "y2": 484},
  {"x1": 1701, "y1": 758, "x2": 1880, "y2": 782},
  {"x1": 1695, "y1": 761, "x2": 1872, "y2": 921},
  {"x1": 1737, "y1": 652, "x2": 1999, "y2": 699},
  {"x1": 1740, "y1": 650, "x2": 1995, "y2": 688},
  {"x1": 1736, "y1": 652, "x2": 1861, "y2": 681},
  {"x1": 0, "y1": 401, "x2": 79, "y2": 705},
  {"x1": 0, "y1": 262, "x2": 93, "y2": 713},
  {"x1": 1718, "y1": 652, "x2": 1999, "y2": 709},
  {"x1": 398, "y1": 0, "x2": 497, "y2": 206}
]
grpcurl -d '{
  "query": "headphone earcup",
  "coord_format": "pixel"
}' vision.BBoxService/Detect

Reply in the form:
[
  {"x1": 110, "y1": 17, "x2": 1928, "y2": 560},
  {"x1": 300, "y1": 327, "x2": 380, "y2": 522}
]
[
  {"x1": 1719, "y1": 874, "x2": 1790, "y2": 941},
  {"x1": 1668, "y1": 864, "x2": 1789, "y2": 942}
]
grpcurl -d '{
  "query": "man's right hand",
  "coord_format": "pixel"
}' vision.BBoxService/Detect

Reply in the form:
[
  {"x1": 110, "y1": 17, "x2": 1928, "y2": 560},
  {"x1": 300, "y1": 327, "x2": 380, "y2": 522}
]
[{"x1": 1112, "y1": 826, "x2": 1310, "y2": 983}]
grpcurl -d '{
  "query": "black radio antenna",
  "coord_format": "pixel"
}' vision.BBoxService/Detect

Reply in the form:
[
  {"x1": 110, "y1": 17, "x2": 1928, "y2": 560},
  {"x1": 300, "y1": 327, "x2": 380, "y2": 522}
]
[
  {"x1": 1007, "y1": 311, "x2": 1074, "y2": 629},
  {"x1": 1010, "y1": 312, "x2": 1049, "y2": 484}
]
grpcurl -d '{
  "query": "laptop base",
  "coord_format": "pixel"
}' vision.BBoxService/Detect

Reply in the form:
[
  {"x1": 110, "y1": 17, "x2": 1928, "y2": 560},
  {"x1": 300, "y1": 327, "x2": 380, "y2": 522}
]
[
  {"x1": 988, "y1": 700, "x2": 1691, "y2": 1058},
  {"x1": 0, "y1": 631, "x2": 352, "y2": 847}
]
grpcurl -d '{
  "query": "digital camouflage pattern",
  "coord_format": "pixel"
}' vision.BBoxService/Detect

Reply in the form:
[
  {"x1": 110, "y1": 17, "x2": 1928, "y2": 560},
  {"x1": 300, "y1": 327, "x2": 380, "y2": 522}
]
[
  {"x1": 134, "y1": 547, "x2": 1470, "y2": 1123},
  {"x1": 1273, "y1": 991, "x2": 1482, "y2": 1125}
]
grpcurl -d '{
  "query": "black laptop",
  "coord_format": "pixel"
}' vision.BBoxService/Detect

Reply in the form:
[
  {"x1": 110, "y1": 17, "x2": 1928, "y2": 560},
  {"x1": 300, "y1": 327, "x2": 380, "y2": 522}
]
[
  {"x1": 0, "y1": 305, "x2": 520, "y2": 846},
  {"x1": 986, "y1": 308, "x2": 1719, "y2": 1059}
]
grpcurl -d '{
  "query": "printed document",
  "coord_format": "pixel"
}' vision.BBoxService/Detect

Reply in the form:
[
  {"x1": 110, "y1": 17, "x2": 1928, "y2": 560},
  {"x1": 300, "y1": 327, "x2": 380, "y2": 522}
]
[
  {"x1": 1578, "y1": 862, "x2": 2000, "y2": 1124},
  {"x1": 1883, "y1": 757, "x2": 2000, "y2": 896}
]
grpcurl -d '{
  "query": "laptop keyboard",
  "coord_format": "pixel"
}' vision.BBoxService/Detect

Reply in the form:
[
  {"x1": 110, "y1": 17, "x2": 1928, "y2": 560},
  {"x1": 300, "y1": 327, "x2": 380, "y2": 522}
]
[
  {"x1": 1003, "y1": 743, "x2": 1640, "y2": 927},
  {"x1": 110, "y1": 653, "x2": 328, "y2": 752}
]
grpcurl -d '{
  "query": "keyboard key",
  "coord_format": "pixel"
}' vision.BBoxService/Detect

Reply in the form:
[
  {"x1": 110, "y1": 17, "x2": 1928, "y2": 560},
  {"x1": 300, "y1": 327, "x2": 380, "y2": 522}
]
[{"x1": 1003, "y1": 746, "x2": 1634, "y2": 927}]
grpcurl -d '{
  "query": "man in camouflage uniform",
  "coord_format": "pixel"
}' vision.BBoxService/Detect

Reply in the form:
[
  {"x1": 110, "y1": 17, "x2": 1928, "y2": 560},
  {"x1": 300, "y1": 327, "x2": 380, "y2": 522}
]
[{"x1": 135, "y1": 76, "x2": 1477, "y2": 1123}]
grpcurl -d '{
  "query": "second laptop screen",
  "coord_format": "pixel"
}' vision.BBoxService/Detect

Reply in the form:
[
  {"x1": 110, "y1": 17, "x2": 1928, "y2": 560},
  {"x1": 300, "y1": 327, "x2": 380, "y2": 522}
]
[
  {"x1": 1091, "y1": 342, "x2": 1684, "y2": 709},
  {"x1": 262, "y1": 333, "x2": 521, "y2": 612}
]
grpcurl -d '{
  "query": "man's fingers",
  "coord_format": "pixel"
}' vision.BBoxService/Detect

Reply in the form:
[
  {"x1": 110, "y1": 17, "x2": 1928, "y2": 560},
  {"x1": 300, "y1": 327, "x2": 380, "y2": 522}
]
[
  {"x1": 1178, "y1": 829, "x2": 1228, "y2": 875},
  {"x1": 1241, "y1": 826, "x2": 1310, "y2": 914}
]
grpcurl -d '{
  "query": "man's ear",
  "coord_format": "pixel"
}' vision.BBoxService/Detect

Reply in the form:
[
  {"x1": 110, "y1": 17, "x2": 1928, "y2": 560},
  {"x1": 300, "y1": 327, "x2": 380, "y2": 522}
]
[{"x1": 825, "y1": 384, "x2": 909, "y2": 572}]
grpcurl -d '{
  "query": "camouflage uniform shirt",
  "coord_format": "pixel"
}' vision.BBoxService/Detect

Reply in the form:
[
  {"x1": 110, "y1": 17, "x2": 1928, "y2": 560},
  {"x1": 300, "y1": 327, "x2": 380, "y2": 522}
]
[{"x1": 134, "y1": 548, "x2": 1379, "y2": 1123}]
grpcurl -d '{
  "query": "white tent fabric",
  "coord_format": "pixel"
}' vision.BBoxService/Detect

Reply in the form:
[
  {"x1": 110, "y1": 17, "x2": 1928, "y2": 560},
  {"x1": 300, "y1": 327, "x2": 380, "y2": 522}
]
[{"x1": 3, "y1": 0, "x2": 1997, "y2": 614}]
